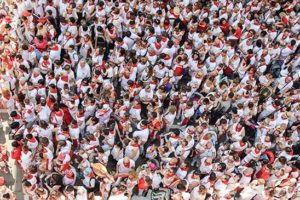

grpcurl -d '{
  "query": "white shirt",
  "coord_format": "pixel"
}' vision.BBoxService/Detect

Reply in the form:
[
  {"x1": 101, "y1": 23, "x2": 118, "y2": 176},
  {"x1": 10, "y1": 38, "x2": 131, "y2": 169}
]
[
  {"x1": 139, "y1": 89, "x2": 154, "y2": 104},
  {"x1": 117, "y1": 158, "x2": 135, "y2": 174},
  {"x1": 76, "y1": 64, "x2": 91, "y2": 81}
]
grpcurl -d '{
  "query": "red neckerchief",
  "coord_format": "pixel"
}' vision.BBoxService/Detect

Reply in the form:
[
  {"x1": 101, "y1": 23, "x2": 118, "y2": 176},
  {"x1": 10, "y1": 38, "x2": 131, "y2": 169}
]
[
  {"x1": 131, "y1": 143, "x2": 139, "y2": 147},
  {"x1": 236, "y1": 125, "x2": 242, "y2": 132},
  {"x1": 203, "y1": 135, "x2": 209, "y2": 140},
  {"x1": 77, "y1": 113, "x2": 85, "y2": 118},
  {"x1": 272, "y1": 105, "x2": 279, "y2": 110},
  {"x1": 155, "y1": 43, "x2": 162, "y2": 50},
  {"x1": 254, "y1": 148, "x2": 260, "y2": 154},
  {"x1": 134, "y1": 105, "x2": 141, "y2": 109},
  {"x1": 55, "y1": 110, "x2": 63, "y2": 117},
  {"x1": 181, "y1": 167, "x2": 189, "y2": 171},
  {"x1": 165, "y1": 54, "x2": 171, "y2": 60},
  {"x1": 191, "y1": 174, "x2": 198, "y2": 179},
  {"x1": 29, "y1": 137, "x2": 36, "y2": 143},
  {"x1": 170, "y1": 134, "x2": 179, "y2": 139},
  {"x1": 47, "y1": 1, "x2": 54, "y2": 6},
  {"x1": 3, "y1": 94, "x2": 10, "y2": 100},
  {"x1": 166, "y1": 173, "x2": 175, "y2": 178},
  {"x1": 14, "y1": 115, "x2": 21, "y2": 120},
  {"x1": 149, "y1": 51, "x2": 156, "y2": 56},
  {"x1": 51, "y1": 45, "x2": 59, "y2": 51},
  {"x1": 221, "y1": 180, "x2": 228, "y2": 184},
  {"x1": 61, "y1": 76, "x2": 68, "y2": 82},
  {"x1": 71, "y1": 124, "x2": 79, "y2": 129},
  {"x1": 169, "y1": 163, "x2": 177, "y2": 168}
]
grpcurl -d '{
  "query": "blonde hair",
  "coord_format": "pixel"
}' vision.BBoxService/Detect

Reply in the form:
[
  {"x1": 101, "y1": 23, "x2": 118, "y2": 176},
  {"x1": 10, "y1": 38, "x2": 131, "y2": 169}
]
[{"x1": 169, "y1": 105, "x2": 177, "y2": 114}]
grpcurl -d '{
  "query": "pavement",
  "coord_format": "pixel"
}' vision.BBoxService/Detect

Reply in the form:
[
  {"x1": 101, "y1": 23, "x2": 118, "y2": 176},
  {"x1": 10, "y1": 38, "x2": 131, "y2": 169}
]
[{"x1": 0, "y1": 112, "x2": 23, "y2": 200}]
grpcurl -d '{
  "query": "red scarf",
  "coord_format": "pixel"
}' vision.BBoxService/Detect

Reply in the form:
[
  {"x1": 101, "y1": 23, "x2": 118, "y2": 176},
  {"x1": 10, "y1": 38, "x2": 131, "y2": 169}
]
[
  {"x1": 155, "y1": 43, "x2": 162, "y2": 50},
  {"x1": 235, "y1": 125, "x2": 242, "y2": 132},
  {"x1": 149, "y1": 51, "x2": 157, "y2": 56}
]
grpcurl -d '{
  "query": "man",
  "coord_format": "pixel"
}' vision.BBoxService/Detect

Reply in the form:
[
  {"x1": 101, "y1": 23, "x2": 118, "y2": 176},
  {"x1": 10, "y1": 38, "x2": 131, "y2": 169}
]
[
  {"x1": 275, "y1": 76, "x2": 293, "y2": 94},
  {"x1": 116, "y1": 157, "x2": 135, "y2": 174},
  {"x1": 138, "y1": 86, "x2": 153, "y2": 118},
  {"x1": 76, "y1": 60, "x2": 91, "y2": 82}
]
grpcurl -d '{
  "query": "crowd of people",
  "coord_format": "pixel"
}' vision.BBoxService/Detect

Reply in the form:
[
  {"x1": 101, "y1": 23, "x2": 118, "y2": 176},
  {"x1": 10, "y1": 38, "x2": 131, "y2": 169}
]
[{"x1": 0, "y1": 0, "x2": 300, "y2": 199}]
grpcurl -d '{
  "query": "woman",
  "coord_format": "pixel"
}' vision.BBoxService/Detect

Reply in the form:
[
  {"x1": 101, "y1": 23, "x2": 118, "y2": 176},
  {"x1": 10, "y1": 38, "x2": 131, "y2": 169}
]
[
  {"x1": 79, "y1": 35, "x2": 94, "y2": 59},
  {"x1": 1, "y1": 88, "x2": 14, "y2": 113},
  {"x1": 140, "y1": 67, "x2": 153, "y2": 86},
  {"x1": 91, "y1": 48, "x2": 104, "y2": 66},
  {"x1": 163, "y1": 105, "x2": 177, "y2": 130},
  {"x1": 219, "y1": 18, "x2": 230, "y2": 35},
  {"x1": 111, "y1": 142, "x2": 124, "y2": 161},
  {"x1": 105, "y1": 23, "x2": 119, "y2": 51}
]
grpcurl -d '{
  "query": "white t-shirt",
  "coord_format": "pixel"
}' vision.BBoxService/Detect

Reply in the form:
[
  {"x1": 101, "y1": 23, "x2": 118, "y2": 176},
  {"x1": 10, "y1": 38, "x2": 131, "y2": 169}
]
[
  {"x1": 117, "y1": 158, "x2": 135, "y2": 174},
  {"x1": 139, "y1": 89, "x2": 154, "y2": 104}
]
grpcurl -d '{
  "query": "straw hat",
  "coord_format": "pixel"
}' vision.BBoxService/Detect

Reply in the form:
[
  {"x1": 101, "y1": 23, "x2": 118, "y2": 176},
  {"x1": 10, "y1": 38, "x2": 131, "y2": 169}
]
[
  {"x1": 173, "y1": 7, "x2": 180, "y2": 16},
  {"x1": 91, "y1": 163, "x2": 108, "y2": 178}
]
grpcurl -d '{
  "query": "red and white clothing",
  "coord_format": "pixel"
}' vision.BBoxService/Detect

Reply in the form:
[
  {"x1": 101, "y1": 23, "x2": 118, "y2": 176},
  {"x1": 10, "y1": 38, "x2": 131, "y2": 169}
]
[
  {"x1": 242, "y1": 147, "x2": 262, "y2": 164},
  {"x1": 117, "y1": 158, "x2": 135, "y2": 174},
  {"x1": 50, "y1": 109, "x2": 64, "y2": 126}
]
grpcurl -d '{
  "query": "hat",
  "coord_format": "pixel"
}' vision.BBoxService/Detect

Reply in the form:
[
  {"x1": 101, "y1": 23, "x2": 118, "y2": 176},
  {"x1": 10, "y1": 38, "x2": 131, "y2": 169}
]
[
  {"x1": 91, "y1": 163, "x2": 108, "y2": 178},
  {"x1": 173, "y1": 7, "x2": 180, "y2": 16},
  {"x1": 285, "y1": 112, "x2": 292, "y2": 118}
]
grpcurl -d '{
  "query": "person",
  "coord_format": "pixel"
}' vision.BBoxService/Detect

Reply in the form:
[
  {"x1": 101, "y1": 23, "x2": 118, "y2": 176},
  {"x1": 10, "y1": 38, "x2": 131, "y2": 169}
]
[{"x1": 1, "y1": 0, "x2": 300, "y2": 199}]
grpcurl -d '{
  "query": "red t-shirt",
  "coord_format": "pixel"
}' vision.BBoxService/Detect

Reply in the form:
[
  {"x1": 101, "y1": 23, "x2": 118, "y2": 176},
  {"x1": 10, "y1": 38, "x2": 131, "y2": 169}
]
[
  {"x1": 34, "y1": 38, "x2": 48, "y2": 52},
  {"x1": 11, "y1": 147, "x2": 22, "y2": 161},
  {"x1": 220, "y1": 22, "x2": 230, "y2": 34},
  {"x1": 234, "y1": 27, "x2": 242, "y2": 38}
]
